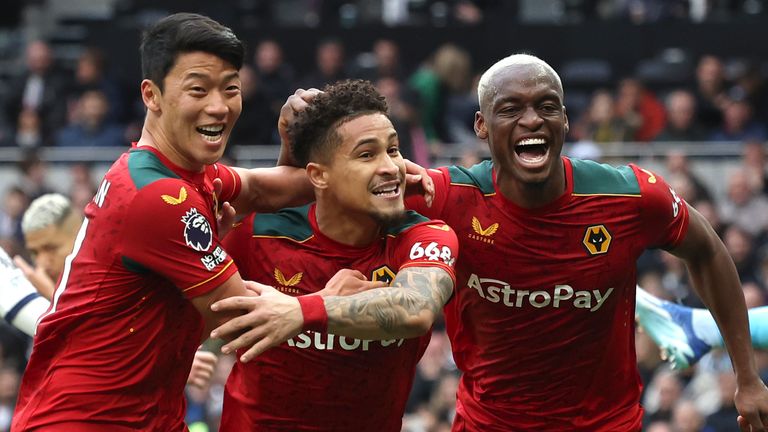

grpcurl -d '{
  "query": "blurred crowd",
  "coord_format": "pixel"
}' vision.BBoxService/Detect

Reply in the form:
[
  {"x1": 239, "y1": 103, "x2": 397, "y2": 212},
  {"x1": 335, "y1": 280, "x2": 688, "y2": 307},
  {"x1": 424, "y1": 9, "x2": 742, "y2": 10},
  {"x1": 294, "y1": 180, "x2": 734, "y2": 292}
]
[{"x1": 0, "y1": 6, "x2": 768, "y2": 432}]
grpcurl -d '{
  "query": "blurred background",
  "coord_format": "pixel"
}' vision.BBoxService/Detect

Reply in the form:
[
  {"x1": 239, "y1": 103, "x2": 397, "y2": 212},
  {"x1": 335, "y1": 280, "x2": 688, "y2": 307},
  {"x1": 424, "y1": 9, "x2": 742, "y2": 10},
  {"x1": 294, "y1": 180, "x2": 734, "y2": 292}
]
[{"x1": 1, "y1": 1, "x2": 768, "y2": 431}]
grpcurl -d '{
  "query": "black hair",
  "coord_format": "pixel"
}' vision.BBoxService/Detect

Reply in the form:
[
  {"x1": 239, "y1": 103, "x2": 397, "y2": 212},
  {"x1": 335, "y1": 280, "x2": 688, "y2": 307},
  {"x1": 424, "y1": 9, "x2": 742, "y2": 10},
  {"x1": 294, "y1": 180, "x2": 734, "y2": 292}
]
[
  {"x1": 140, "y1": 12, "x2": 244, "y2": 92},
  {"x1": 288, "y1": 79, "x2": 388, "y2": 166}
]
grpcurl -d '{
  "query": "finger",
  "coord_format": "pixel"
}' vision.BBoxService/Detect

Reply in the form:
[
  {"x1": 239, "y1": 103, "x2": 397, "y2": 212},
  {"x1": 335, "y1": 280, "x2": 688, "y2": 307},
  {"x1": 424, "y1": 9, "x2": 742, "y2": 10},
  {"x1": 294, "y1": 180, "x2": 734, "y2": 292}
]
[
  {"x1": 211, "y1": 295, "x2": 257, "y2": 312},
  {"x1": 740, "y1": 412, "x2": 765, "y2": 431},
  {"x1": 423, "y1": 174, "x2": 435, "y2": 208},
  {"x1": 242, "y1": 281, "x2": 276, "y2": 295},
  {"x1": 210, "y1": 313, "x2": 260, "y2": 340},
  {"x1": 405, "y1": 173, "x2": 422, "y2": 184},
  {"x1": 12, "y1": 255, "x2": 34, "y2": 276},
  {"x1": 212, "y1": 177, "x2": 223, "y2": 197},
  {"x1": 195, "y1": 350, "x2": 218, "y2": 365},
  {"x1": 221, "y1": 327, "x2": 265, "y2": 354},
  {"x1": 239, "y1": 336, "x2": 279, "y2": 363}
]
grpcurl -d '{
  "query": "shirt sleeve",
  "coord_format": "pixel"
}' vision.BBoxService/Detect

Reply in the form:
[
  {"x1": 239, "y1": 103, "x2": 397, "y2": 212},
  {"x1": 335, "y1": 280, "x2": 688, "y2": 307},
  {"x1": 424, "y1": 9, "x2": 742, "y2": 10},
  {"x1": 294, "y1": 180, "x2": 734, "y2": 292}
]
[
  {"x1": 121, "y1": 178, "x2": 238, "y2": 299},
  {"x1": 207, "y1": 162, "x2": 242, "y2": 203},
  {"x1": 394, "y1": 220, "x2": 459, "y2": 283},
  {"x1": 405, "y1": 168, "x2": 451, "y2": 221},
  {"x1": 633, "y1": 164, "x2": 690, "y2": 249}
]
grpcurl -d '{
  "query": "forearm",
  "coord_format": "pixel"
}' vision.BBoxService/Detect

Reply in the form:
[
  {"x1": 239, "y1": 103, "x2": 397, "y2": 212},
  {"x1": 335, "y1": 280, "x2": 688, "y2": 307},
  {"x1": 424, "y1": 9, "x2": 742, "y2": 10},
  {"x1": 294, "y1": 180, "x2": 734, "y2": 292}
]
[
  {"x1": 323, "y1": 267, "x2": 452, "y2": 340},
  {"x1": 687, "y1": 248, "x2": 758, "y2": 380},
  {"x1": 231, "y1": 166, "x2": 313, "y2": 214}
]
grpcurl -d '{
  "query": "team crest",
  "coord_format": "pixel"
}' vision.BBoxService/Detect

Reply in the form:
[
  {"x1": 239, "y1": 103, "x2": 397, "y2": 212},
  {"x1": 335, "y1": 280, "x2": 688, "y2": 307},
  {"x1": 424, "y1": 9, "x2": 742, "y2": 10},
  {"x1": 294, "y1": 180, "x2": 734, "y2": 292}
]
[
  {"x1": 181, "y1": 208, "x2": 212, "y2": 252},
  {"x1": 161, "y1": 187, "x2": 187, "y2": 205},
  {"x1": 583, "y1": 225, "x2": 612, "y2": 255},
  {"x1": 275, "y1": 268, "x2": 303, "y2": 286},
  {"x1": 371, "y1": 265, "x2": 396, "y2": 285}
]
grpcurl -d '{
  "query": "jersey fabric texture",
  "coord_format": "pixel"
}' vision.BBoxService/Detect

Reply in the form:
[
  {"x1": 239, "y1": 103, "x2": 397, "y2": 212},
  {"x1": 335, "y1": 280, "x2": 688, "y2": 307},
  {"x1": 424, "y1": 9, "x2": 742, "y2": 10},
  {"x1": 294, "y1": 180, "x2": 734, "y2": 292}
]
[
  {"x1": 408, "y1": 158, "x2": 689, "y2": 431},
  {"x1": 220, "y1": 203, "x2": 458, "y2": 432},
  {"x1": 13, "y1": 145, "x2": 241, "y2": 432}
]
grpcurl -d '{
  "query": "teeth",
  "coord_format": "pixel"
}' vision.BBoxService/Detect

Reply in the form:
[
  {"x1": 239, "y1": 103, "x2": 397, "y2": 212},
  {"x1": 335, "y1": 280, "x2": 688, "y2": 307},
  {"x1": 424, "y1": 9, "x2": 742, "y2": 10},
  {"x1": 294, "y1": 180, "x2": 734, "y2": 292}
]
[
  {"x1": 517, "y1": 138, "x2": 546, "y2": 146},
  {"x1": 199, "y1": 125, "x2": 224, "y2": 133},
  {"x1": 373, "y1": 186, "x2": 398, "y2": 195}
]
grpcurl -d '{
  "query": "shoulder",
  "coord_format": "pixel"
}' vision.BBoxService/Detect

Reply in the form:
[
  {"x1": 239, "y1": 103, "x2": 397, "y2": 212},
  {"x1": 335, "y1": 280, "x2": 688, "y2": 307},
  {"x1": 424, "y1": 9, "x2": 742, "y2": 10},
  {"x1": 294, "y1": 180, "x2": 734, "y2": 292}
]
[
  {"x1": 569, "y1": 158, "x2": 642, "y2": 196},
  {"x1": 385, "y1": 211, "x2": 432, "y2": 237},
  {"x1": 126, "y1": 148, "x2": 182, "y2": 191},
  {"x1": 442, "y1": 160, "x2": 495, "y2": 195},
  {"x1": 251, "y1": 205, "x2": 314, "y2": 242}
]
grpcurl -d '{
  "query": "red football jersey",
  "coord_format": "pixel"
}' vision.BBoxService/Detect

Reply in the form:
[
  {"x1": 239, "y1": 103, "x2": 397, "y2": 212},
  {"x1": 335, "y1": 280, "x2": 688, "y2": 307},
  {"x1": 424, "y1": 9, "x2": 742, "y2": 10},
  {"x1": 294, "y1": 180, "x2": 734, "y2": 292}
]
[
  {"x1": 408, "y1": 158, "x2": 688, "y2": 431},
  {"x1": 220, "y1": 204, "x2": 458, "y2": 432},
  {"x1": 13, "y1": 145, "x2": 241, "y2": 432}
]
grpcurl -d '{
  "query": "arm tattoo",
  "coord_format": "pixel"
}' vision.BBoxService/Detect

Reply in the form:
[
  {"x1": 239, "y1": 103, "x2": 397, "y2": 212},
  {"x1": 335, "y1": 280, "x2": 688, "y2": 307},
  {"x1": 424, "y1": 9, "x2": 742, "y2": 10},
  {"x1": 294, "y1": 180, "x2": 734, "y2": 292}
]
[{"x1": 324, "y1": 266, "x2": 454, "y2": 339}]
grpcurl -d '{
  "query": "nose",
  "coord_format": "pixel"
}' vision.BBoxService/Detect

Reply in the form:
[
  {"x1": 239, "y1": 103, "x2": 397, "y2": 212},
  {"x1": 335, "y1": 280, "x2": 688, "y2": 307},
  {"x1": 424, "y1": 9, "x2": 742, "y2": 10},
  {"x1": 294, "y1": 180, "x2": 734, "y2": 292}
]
[
  {"x1": 377, "y1": 152, "x2": 400, "y2": 177},
  {"x1": 518, "y1": 106, "x2": 544, "y2": 130},
  {"x1": 205, "y1": 91, "x2": 229, "y2": 118}
]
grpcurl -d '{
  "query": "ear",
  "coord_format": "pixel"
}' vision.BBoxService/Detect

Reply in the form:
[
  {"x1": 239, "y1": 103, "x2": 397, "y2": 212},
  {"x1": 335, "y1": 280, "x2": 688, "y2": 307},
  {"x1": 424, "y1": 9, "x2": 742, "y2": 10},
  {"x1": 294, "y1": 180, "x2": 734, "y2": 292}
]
[
  {"x1": 306, "y1": 162, "x2": 329, "y2": 190},
  {"x1": 474, "y1": 111, "x2": 488, "y2": 140},
  {"x1": 563, "y1": 106, "x2": 570, "y2": 134},
  {"x1": 141, "y1": 79, "x2": 162, "y2": 112}
]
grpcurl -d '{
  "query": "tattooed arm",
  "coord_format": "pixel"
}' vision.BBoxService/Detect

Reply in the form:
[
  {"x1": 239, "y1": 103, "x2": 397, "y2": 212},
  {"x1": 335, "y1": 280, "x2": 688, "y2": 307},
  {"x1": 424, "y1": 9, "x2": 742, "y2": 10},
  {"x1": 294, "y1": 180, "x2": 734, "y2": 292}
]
[
  {"x1": 324, "y1": 266, "x2": 454, "y2": 340},
  {"x1": 209, "y1": 266, "x2": 454, "y2": 361}
]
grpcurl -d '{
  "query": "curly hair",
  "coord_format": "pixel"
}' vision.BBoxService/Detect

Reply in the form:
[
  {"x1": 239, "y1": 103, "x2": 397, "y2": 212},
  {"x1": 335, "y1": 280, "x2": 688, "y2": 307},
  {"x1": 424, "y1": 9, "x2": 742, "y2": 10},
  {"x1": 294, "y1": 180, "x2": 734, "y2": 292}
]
[{"x1": 288, "y1": 79, "x2": 388, "y2": 166}]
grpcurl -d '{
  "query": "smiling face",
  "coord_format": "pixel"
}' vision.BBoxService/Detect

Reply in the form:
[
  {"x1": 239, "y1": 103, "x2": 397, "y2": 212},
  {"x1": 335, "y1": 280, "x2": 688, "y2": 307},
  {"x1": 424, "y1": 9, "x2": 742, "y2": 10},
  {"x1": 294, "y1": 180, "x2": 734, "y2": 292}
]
[
  {"x1": 320, "y1": 113, "x2": 406, "y2": 226},
  {"x1": 475, "y1": 62, "x2": 569, "y2": 203},
  {"x1": 143, "y1": 51, "x2": 242, "y2": 171}
]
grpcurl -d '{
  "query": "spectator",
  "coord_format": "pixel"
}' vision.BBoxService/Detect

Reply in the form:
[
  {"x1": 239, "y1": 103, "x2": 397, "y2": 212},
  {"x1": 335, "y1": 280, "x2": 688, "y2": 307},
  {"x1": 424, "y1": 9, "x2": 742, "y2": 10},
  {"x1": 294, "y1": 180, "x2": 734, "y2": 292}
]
[
  {"x1": 575, "y1": 89, "x2": 635, "y2": 143},
  {"x1": 0, "y1": 367, "x2": 21, "y2": 432},
  {"x1": 3, "y1": 40, "x2": 69, "y2": 146},
  {"x1": 227, "y1": 64, "x2": 273, "y2": 146},
  {"x1": 671, "y1": 399, "x2": 708, "y2": 432},
  {"x1": 253, "y1": 39, "x2": 295, "y2": 142},
  {"x1": 13, "y1": 110, "x2": 42, "y2": 149},
  {"x1": 722, "y1": 225, "x2": 760, "y2": 285},
  {"x1": 719, "y1": 169, "x2": 768, "y2": 238},
  {"x1": 692, "y1": 55, "x2": 728, "y2": 132},
  {"x1": 705, "y1": 371, "x2": 741, "y2": 432},
  {"x1": 54, "y1": 89, "x2": 125, "y2": 148},
  {"x1": 655, "y1": 90, "x2": 708, "y2": 142},
  {"x1": 665, "y1": 150, "x2": 713, "y2": 202},
  {"x1": 353, "y1": 39, "x2": 405, "y2": 82},
  {"x1": 644, "y1": 369, "x2": 684, "y2": 424},
  {"x1": 408, "y1": 43, "x2": 472, "y2": 144},
  {"x1": 66, "y1": 47, "x2": 125, "y2": 123},
  {"x1": 375, "y1": 77, "x2": 430, "y2": 166},
  {"x1": 297, "y1": 38, "x2": 347, "y2": 89},
  {"x1": 614, "y1": 77, "x2": 666, "y2": 141},
  {"x1": 709, "y1": 96, "x2": 767, "y2": 142}
]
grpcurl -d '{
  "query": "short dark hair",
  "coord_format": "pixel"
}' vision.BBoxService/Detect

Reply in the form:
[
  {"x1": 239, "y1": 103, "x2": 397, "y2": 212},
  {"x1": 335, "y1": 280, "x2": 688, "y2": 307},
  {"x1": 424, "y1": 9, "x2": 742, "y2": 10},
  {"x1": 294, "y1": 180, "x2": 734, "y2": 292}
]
[
  {"x1": 288, "y1": 79, "x2": 388, "y2": 166},
  {"x1": 140, "y1": 13, "x2": 244, "y2": 92}
]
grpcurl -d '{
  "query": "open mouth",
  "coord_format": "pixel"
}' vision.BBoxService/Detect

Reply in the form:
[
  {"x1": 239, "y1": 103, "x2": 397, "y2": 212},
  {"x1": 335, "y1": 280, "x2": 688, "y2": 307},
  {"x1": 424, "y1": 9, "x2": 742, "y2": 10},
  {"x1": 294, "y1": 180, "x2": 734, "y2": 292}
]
[
  {"x1": 371, "y1": 182, "x2": 401, "y2": 198},
  {"x1": 514, "y1": 137, "x2": 549, "y2": 165},
  {"x1": 196, "y1": 125, "x2": 225, "y2": 143}
]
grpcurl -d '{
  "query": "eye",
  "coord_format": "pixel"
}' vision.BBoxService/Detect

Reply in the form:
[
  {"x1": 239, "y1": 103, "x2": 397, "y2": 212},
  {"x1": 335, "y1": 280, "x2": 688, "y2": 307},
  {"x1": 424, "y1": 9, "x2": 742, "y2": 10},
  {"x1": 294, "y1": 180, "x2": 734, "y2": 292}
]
[
  {"x1": 387, "y1": 146, "x2": 400, "y2": 156},
  {"x1": 190, "y1": 86, "x2": 206, "y2": 96},
  {"x1": 540, "y1": 104, "x2": 561, "y2": 113},
  {"x1": 226, "y1": 85, "x2": 241, "y2": 93},
  {"x1": 359, "y1": 151, "x2": 373, "y2": 159}
]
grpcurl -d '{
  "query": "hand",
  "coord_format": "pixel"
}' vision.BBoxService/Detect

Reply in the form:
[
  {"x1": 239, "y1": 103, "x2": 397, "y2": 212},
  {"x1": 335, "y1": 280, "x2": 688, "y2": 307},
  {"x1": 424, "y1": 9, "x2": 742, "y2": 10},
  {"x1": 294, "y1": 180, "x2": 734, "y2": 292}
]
[
  {"x1": 404, "y1": 159, "x2": 434, "y2": 208},
  {"x1": 735, "y1": 376, "x2": 768, "y2": 431},
  {"x1": 317, "y1": 269, "x2": 387, "y2": 297},
  {"x1": 210, "y1": 281, "x2": 303, "y2": 363},
  {"x1": 212, "y1": 178, "x2": 237, "y2": 239},
  {"x1": 186, "y1": 349, "x2": 218, "y2": 389},
  {"x1": 12, "y1": 255, "x2": 55, "y2": 301},
  {"x1": 278, "y1": 88, "x2": 322, "y2": 165}
]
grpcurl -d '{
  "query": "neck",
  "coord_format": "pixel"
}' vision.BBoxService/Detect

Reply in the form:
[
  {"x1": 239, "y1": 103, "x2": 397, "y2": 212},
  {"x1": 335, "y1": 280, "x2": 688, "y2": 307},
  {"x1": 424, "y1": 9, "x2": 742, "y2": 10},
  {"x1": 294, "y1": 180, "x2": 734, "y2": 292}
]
[
  {"x1": 496, "y1": 160, "x2": 566, "y2": 209},
  {"x1": 137, "y1": 121, "x2": 203, "y2": 172},
  {"x1": 314, "y1": 196, "x2": 381, "y2": 247}
]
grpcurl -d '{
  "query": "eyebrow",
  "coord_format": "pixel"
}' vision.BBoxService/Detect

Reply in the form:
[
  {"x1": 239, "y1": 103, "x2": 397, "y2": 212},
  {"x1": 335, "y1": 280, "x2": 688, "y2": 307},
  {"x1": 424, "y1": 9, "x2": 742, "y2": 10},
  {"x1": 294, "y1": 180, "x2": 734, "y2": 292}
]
[
  {"x1": 350, "y1": 131, "x2": 398, "y2": 152},
  {"x1": 183, "y1": 71, "x2": 240, "y2": 82}
]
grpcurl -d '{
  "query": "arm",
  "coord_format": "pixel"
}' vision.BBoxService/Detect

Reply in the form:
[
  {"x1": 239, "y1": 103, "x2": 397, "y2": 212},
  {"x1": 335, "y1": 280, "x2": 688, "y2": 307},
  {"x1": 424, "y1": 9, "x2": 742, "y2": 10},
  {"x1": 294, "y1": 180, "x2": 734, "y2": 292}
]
[
  {"x1": 670, "y1": 204, "x2": 768, "y2": 429},
  {"x1": 210, "y1": 265, "x2": 454, "y2": 362},
  {"x1": 323, "y1": 265, "x2": 453, "y2": 339},
  {"x1": 229, "y1": 166, "x2": 313, "y2": 215},
  {"x1": 190, "y1": 273, "x2": 256, "y2": 341}
]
